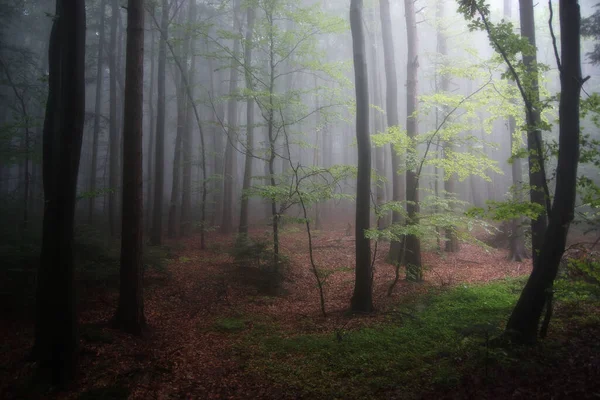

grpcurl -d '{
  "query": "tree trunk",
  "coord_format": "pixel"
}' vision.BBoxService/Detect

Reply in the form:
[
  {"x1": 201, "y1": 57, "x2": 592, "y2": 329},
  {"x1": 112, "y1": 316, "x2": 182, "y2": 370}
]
[
  {"x1": 437, "y1": 0, "x2": 459, "y2": 253},
  {"x1": 89, "y1": 0, "x2": 106, "y2": 224},
  {"x1": 146, "y1": 5, "x2": 156, "y2": 233},
  {"x1": 520, "y1": 0, "x2": 548, "y2": 266},
  {"x1": 150, "y1": 0, "x2": 168, "y2": 246},
  {"x1": 350, "y1": 0, "x2": 373, "y2": 313},
  {"x1": 505, "y1": 0, "x2": 582, "y2": 343},
  {"x1": 108, "y1": 0, "x2": 120, "y2": 236},
  {"x1": 380, "y1": 0, "x2": 406, "y2": 261},
  {"x1": 404, "y1": 0, "x2": 422, "y2": 281},
  {"x1": 113, "y1": 0, "x2": 146, "y2": 336},
  {"x1": 505, "y1": 0, "x2": 528, "y2": 262},
  {"x1": 239, "y1": 5, "x2": 255, "y2": 235},
  {"x1": 221, "y1": 0, "x2": 241, "y2": 234},
  {"x1": 33, "y1": 0, "x2": 85, "y2": 385},
  {"x1": 180, "y1": 1, "x2": 197, "y2": 237}
]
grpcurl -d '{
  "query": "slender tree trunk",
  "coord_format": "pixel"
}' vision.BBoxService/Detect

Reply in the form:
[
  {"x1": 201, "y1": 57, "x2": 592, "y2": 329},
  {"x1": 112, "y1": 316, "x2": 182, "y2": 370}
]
[
  {"x1": 33, "y1": 0, "x2": 85, "y2": 384},
  {"x1": 404, "y1": 0, "x2": 422, "y2": 281},
  {"x1": 150, "y1": 0, "x2": 168, "y2": 246},
  {"x1": 113, "y1": 0, "x2": 146, "y2": 335},
  {"x1": 437, "y1": 0, "x2": 459, "y2": 252},
  {"x1": 89, "y1": 0, "x2": 107, "y2": 224},
  {"x1": 520, "y1": 0, "x2": 548, "y2": 266},
  {"x1": 221, "y1": 0, "x2": 241, "y2": 234},
  {"x1": 239, "y1": 6, "x2": 255, "y2": 235},
  {"x1": 504, "y1": 0, "x2": 528, "y2": 262},
  {"x1": 146, "y1": 6, "x2": 156, "y2": 233},
  {"x1": 380, "y1": 0, "x2": 405, "y2": 261},
  {"x1": 180, "y1": 1, "x2": 197, "y2": 237},
  {"x1": 108, "y1": 0, "x2": 120, "y2": 236},
  {"x1": 506, "y1": 0, "x2": 582, "y2": 343},
  {"x1": 350, "y1": 0, "x2": 373, "y2": 313}
]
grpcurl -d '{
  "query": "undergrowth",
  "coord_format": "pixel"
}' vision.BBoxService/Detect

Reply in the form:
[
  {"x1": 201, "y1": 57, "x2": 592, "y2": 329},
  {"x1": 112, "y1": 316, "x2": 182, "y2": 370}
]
[{"x1": 238, "y1": 277, "x2": 600, "y2": 399}]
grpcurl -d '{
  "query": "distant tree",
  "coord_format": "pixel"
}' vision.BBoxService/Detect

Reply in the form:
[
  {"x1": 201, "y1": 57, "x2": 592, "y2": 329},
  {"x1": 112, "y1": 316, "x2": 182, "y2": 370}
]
[
  {"x1": 150, "y1": 0, "x2": 169, "y2": 246},
  {"x1": 108, "y1": 0, "x2": 120, "y2": 236},
  {"x1": 113, "y1": 0, "x2": 146, "y2": 336},
  {"x1": 379, "y1": 0, "x2": 406, "y2": 262},
  {"x1": 33, "y1": 0, "x2": 85, "y2": 384},
  {"x1": 239, "y1": 3, "x2": 256, "y2": 236},
  {"x1": 89, "y1": 0, "x2": 107, "y2": 224},
  {"x1": 504, "y1": 0, "x2": 528, "y2": 262},
  {"x1": 221, "y1": 0, "x2": 241, "y2": 235},
  {"x1": 582, "y1": 3, "x2": 600, "y2": 64},
  {"x1": 350, "y1": 0, "x2": 373, "y2": 313}
]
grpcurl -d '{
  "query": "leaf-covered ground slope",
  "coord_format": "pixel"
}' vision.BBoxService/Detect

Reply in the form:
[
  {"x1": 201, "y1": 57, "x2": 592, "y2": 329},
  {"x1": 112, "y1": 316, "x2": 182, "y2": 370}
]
[{"x1": 1, "y1": 229, "x2": 598, "y2": 399}]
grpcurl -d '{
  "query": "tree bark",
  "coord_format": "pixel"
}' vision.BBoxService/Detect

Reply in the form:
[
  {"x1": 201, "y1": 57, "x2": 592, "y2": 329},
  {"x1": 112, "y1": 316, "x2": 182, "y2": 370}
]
[
  {"x1": 404, "y1": 0, "x2": 422, "y2": 281},
  {"x1": 350, "y1": 0, "x2": 373, "y2": 313},
  {"x1": 150, "y1": 0, "x2": 169, "y2": 246},
  {"x1": 113, "y1": 0, "x2": 146, "y2": 336},
  {"x1": 506, "y1": 0, "x2": 582, "y2": 343},
  {"x1": 33, "y1": 0, "x2": 85, "y2": 385}
]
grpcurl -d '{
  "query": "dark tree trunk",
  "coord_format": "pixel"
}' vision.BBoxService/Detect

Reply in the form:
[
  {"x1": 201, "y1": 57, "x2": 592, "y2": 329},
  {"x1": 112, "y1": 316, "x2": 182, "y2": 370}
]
[
  {"x1": 89, "y1": 0, "x2": 106, "y2": 224},
  {"x1": 380, "y1": 0, "x2": 406, "y2": 261},
  {"x1": 404, "y1": 0, "x2": 422, "y2": 281},
  {"x1": 350, "y1": 0, "x2": 373, "y2": 313},
  {"x1": 33, "y1": 0, "x2": 85, "y2": 385},
  {"x1": 150, "y1": 0, "x2": 169, "y2": 246},
  {"x1": 520, "y1": 0, "x2": 548, "y2": 266},
  {"x1": 505, "y1": 0, "x2": 582, "y2": 343},
  {"x1": 108, "y1": 0, "x2": 120, "y2": 236},
  {"x1": 221, "y1": 0, "x2": 241, "y2": 235},
  {"x1": 113, "y1": 0, "x2": 146, "y2": 336},
  {"x1": 239, "y1": 6, "x2": 255, "y2": 235},
  {"x1": 146, "y1": 5, "x2": 156, "y2": 233}
]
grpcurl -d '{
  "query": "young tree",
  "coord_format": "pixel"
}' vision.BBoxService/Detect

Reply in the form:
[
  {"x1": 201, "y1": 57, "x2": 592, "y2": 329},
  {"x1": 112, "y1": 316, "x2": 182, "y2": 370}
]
[
  {"x1": 33, "y1": 0, "x2": 85, "y2": 384},
  {"x1": 350, "y1": 0, "x2": 373, "y2": 313},
  {"x1": 112, "y1": 0, "x2": 146, "y2": 336},
  {"x1": 505, "y1": 0, "x2": 584, "y2": 343}
]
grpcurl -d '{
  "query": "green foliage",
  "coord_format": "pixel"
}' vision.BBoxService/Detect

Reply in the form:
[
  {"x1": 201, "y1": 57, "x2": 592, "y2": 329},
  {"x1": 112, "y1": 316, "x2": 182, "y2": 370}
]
[
  {"x1": 240, "y1": 279, "x2": 525, "y2": 399},
  {"x1": 466, "y1": 199, "x2": 545, "y2": 222}
]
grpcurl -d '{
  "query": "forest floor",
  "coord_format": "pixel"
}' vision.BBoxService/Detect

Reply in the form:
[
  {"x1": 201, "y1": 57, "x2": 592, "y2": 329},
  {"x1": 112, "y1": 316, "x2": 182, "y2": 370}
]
[{"x1": 1, "y1": 227, "x2": 599, "y2": 399}]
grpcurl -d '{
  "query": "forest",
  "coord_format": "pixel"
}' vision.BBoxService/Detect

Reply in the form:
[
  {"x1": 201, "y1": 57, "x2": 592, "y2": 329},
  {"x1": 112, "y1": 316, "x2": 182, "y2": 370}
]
[{"x1": 0, "y1": 0, "x2": 599, "y2": 398}]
